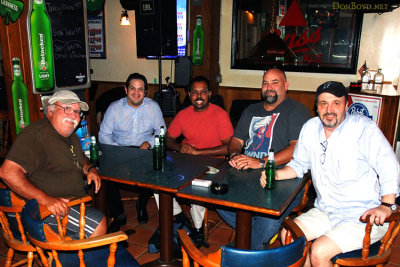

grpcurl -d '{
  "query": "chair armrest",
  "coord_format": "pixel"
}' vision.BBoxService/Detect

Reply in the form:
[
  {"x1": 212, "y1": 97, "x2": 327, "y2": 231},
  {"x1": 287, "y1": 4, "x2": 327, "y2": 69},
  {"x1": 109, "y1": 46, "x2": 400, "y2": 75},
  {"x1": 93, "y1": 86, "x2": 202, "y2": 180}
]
[
  {"x1": 39, "y1": 196, "x2": 92, "y2": 218},
  {"x1": 28, "y1": 231, "x2": 128, "y2": 251},
  {"x1": 283, "y1": 218, "x2": 306, "y2": 241}
]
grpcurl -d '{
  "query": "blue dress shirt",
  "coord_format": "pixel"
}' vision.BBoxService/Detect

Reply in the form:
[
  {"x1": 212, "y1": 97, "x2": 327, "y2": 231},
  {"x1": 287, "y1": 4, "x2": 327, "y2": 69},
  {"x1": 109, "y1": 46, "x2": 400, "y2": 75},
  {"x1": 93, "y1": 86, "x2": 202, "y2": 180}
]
[{"x1": 98, "y1": 97, "x2": 165, "y2": 148}]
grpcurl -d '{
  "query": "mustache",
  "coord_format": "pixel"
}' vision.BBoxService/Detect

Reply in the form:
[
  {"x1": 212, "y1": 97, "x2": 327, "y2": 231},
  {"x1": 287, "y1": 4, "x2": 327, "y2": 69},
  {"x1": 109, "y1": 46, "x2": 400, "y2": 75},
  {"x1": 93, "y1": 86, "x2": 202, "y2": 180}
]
[
  {"x1": 265, "y1": 90, "x2": 277, "y2": 94},
  {"x1": 63, "y1": 118, "x2": 79, "y2": 128},
  {"x1": 195, "y1": 98, "x2": 204, "y2": 102},
  {"x1": 323, "y1": 112, "x2": 336, "y2": 117}
]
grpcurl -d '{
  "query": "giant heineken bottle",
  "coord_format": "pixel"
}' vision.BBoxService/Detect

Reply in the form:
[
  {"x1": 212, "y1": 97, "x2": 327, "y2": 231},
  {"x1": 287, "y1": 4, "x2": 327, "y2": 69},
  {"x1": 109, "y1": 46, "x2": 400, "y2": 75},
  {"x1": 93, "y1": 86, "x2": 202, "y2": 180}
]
[
  {"x1": 11, "y1": 58, "x2": 30, "y2": 134},
  {"x1": 30, "y1": 0, "x2": 54, "y2": 92}
]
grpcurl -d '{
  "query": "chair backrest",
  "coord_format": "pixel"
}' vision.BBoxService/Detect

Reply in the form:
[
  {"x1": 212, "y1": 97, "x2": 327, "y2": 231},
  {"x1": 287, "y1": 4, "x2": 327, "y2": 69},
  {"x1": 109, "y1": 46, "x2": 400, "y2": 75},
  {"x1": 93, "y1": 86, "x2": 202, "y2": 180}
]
[
  {"x1": 178, "y1": 218, "x2": 308, "y2": 267},
  {"x1": 21, "y1": 198, "x2": 138, "y2": 267},
  {"x1": 220, "y1": 236, "x2": 306, "y2": 267},
  {"x1": 0, "y1": 187, "x2": 28, "y2": 242}
]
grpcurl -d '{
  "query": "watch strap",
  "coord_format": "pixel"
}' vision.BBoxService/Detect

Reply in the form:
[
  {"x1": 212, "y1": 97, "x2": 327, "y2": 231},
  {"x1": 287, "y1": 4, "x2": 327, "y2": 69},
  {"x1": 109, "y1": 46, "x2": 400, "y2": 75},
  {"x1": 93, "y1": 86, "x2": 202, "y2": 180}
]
[{"x1": 381, "y1": 202, "x2": 396, "y2": 211}]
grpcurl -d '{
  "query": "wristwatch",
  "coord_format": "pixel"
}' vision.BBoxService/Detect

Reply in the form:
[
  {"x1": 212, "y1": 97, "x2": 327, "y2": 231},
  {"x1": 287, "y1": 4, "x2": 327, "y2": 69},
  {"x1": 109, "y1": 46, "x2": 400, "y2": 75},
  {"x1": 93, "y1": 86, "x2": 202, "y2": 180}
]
[
  {"x1": 259, "y1": 158, "x2": 265, "y2": 168},
  {"x1": 381, "y1": 202, "x2": 396, "y2": 211}
]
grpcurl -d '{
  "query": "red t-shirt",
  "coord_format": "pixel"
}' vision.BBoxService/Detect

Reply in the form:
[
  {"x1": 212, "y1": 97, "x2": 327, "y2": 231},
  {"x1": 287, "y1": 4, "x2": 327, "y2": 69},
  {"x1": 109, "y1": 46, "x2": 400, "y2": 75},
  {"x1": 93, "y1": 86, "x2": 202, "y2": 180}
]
[{"x1": 168, "y1": 104, "x2": 233, "y2": 149}]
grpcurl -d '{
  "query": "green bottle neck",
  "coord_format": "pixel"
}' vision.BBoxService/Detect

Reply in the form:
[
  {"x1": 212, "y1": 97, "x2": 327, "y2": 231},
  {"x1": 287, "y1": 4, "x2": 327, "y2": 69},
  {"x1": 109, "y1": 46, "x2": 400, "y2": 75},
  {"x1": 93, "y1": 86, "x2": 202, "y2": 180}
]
[{"x1": 32, "y1": 0, "x2": 46, "y2": 10}]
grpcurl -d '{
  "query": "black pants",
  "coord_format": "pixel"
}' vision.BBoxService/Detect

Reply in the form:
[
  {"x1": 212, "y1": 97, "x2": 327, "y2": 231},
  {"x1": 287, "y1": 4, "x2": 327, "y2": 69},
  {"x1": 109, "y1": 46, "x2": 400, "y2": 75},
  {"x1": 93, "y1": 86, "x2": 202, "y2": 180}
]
[{"x1": 106, "y1": 181, "x2": 152, "y2": 218}]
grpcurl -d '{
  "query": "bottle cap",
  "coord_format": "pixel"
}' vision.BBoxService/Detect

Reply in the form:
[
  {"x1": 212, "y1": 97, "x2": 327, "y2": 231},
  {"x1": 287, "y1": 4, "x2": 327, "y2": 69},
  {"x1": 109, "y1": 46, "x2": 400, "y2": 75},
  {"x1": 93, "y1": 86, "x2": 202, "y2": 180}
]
[
  {"x1": 154, "y1": 135, "x2": 160, "y2": 145},
  {"x1": 268, "y1": 149, "x2": 275, "y2": 161},
  {"x1": 160, "y1": 126, "x2": 165, "y2": 135},
  {"x1": 91, "y1": 136, "x2": 96, "y2": 142}
]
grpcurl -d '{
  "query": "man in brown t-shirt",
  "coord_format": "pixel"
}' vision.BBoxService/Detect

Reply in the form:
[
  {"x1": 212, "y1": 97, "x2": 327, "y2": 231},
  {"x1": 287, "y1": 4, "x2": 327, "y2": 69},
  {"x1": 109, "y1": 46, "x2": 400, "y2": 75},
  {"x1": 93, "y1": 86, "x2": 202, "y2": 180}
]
[{"x1": 0, "y1": 90, "x2": 106, "y2": 238}]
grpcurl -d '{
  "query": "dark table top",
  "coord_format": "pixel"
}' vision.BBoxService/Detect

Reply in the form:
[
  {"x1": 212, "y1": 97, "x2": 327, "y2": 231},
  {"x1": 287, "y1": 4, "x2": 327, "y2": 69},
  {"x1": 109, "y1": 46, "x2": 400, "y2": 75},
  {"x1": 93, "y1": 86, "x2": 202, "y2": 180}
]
[
  {"x1": 98, "y1": 144, "x2": 225, "y2": 192},
  {"x1": 177, "y1": 163, "x2": 309, "y2": 216}
]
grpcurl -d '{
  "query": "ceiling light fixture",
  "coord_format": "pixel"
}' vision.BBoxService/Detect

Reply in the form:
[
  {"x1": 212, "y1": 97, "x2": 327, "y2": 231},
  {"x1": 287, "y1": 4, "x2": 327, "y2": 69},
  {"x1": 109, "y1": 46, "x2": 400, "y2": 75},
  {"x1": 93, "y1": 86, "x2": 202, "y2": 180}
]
[{"x1": 120, "y1": 9, "x2": 130, "y2": 26}]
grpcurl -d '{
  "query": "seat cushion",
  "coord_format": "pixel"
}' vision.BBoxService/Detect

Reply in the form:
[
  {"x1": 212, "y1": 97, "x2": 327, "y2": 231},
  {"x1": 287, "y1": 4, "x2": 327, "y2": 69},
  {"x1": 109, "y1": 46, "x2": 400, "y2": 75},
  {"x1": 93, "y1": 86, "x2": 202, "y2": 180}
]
[
  {"x1": 331, "y1": 241, "x2": 381, "y2": 263},
  {"x1": 53, "y1": 244, "x2": 139, "y2": 267}
]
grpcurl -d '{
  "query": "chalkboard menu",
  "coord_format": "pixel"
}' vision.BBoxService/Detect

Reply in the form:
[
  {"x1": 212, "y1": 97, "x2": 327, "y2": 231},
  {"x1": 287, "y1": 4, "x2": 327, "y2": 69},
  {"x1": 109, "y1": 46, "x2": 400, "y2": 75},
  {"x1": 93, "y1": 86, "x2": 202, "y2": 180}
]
[{"x1": 27, "y1": 0, "x2": 91, "y2": 94}]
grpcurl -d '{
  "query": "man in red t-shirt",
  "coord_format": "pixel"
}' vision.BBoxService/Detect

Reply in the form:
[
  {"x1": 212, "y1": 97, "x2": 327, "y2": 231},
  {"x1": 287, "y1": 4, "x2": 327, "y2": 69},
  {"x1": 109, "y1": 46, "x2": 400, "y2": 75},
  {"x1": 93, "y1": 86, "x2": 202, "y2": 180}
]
[
  {"x1": 157, "y1": 76, "x2": 233, "y2": 248},
  {"x1": 167, "y1": 76, "x2": 233, "y2": 155}
]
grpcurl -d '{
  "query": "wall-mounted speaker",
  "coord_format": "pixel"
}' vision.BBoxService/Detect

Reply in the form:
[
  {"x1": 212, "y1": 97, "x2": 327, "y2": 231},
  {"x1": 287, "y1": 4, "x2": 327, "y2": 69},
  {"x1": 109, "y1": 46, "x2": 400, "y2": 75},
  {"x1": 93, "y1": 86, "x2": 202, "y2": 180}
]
[
  {"x1": 174, "y1": 56, "x2": 191, "y2": 87},
  {"x1": 135, "y1": 0, "x2": 177, "y2": 57}
]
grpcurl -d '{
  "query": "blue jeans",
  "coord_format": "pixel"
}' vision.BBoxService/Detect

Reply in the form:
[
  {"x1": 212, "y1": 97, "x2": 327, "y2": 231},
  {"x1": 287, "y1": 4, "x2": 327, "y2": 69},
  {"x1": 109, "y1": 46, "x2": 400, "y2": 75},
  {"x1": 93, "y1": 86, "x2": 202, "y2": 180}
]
[{"x1": 217, "y1": 188, "x2": 304, "y2": 250}]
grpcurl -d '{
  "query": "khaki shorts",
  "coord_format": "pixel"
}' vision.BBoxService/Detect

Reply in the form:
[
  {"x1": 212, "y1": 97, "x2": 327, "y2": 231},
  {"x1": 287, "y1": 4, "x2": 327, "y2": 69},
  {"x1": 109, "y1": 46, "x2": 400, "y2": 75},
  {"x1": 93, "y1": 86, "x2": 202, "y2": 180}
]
[{"x1": 296, "y1": 208, "x2": 388, "y2": 253}]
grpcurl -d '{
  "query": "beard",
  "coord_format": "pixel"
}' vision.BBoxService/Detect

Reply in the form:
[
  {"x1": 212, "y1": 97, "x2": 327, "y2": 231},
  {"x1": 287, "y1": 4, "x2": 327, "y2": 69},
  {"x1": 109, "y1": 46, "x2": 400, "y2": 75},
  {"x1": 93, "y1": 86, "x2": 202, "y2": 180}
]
[
  {"x1": 320, "y1": 113, "x2": 338, "y2": 128},
  {"x1": 262, "y1": 90, "x2": 278, "y2": 104}
]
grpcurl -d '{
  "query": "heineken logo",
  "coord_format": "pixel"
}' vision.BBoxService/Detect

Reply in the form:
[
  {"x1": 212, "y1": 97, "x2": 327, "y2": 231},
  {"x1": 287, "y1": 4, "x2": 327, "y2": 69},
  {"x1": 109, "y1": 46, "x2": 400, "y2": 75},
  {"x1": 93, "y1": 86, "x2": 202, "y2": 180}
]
[
  {"x1": 39, "y1": 33, "x2": 48, "y2": 71},
  {"x1": 0, "y1": 0, "x2": 23, "y2": 25}
]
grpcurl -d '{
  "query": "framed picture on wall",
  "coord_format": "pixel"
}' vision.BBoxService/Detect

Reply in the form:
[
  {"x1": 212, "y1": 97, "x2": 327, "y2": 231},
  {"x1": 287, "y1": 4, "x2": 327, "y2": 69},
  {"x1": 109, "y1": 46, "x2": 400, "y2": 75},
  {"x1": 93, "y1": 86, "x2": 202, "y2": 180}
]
[
  {"x1": 231, "y1": 0, "x2": 363, "y2": 74},
  {"x1": 88, "y1": 10, "x2": 107, "y2": 59}
]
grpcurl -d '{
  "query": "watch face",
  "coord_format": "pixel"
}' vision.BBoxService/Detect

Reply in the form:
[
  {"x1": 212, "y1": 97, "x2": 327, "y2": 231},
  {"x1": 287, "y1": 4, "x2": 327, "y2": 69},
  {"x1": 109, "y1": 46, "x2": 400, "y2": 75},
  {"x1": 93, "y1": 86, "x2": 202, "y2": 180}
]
[{"x1": 391, "y1": 204, "x2": 396, "y2": 211}]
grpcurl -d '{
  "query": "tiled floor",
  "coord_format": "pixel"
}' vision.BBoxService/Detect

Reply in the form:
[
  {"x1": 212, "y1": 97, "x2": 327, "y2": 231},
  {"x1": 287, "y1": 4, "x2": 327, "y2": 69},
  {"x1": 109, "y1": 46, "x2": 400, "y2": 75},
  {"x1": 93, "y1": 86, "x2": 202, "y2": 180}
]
[{"x1": 1, "y1": 185, "x2": 400, "y2": 266}]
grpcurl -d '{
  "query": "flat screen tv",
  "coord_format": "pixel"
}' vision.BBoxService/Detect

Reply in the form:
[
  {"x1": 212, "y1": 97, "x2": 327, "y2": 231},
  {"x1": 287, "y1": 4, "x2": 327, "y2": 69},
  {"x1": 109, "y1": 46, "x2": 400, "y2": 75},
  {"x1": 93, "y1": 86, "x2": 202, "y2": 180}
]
[{"x1": 146, "y1": 0, "x2": 187, "y2": 59}]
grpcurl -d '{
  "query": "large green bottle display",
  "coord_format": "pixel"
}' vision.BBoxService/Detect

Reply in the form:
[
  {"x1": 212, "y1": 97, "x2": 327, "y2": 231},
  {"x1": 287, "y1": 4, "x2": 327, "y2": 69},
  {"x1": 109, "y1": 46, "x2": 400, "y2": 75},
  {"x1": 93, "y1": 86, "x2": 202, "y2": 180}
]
[
  {"x1": 30, "y1": 0, "x2": 54, "y2": 92},
  {"x1": 192, "y1": 15, "x2": 204, "y2": 66},
  {"x1": 11, "y1": 58, "x2": 31, "y2": 135}
]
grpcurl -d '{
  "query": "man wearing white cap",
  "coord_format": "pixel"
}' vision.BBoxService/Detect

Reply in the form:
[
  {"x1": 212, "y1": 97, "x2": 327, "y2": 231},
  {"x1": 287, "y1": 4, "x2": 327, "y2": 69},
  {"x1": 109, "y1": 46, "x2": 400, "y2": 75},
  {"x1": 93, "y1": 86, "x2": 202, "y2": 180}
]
[{"x1": 0, "y1": 90, "x2": 107, "y2": 238}]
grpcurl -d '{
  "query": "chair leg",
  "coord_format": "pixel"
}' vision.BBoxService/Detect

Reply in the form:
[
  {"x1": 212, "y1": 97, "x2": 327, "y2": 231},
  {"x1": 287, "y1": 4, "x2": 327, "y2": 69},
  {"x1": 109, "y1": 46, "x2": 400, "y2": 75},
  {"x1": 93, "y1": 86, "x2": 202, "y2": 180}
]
[
  {"x1": 203, "y1": 208, "x2": 208, "y2": 242},
  {"x1": 27, "y1": 251, "x2": 34, "y2": 267},
  {"x1": 36, "y1": 247, "x2": 49, "y2": 267},
  {"x1": 5, "y1": 248, "x2": 14, "y2": 267}
]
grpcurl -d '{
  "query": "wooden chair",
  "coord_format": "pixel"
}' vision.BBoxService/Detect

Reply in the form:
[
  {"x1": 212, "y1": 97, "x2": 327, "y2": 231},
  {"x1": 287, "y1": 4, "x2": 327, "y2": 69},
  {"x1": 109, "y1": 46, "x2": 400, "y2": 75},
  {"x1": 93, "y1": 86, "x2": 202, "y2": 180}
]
[
  {"x1": 291, "y1": 174, "x2": 312, "y2": 215},
  {"x1": 21, "y1": 197, "x2": 139, "y2": 267},
  {"x1": 331, "y1": 210, "x2": 400, "y2": 267},
  {"x1": 0, "y1": 187, "x2": 43, "y2": 267},
  {"x1": 178, "y1": 218, "x2": 308, "y2": 267}
]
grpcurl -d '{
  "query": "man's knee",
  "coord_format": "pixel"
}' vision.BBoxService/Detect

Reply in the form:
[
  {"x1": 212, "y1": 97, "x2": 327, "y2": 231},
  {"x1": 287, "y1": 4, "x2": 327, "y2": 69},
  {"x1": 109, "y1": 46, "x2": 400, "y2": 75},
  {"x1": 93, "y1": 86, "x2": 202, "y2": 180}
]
[
  {"x1": 90, "y1": 217, "x2": 107, "y2": 237},
  {"x1": 310, "y1": 236, "x2": 341, "y2": 266}
]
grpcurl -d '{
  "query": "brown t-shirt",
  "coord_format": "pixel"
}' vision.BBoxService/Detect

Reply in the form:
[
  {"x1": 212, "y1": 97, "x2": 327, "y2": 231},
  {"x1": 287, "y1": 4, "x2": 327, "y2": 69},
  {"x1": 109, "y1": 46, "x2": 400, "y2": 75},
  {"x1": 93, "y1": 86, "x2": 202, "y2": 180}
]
[{"x1": 6, "y1": 118, "x2": 86, "y2": 198}]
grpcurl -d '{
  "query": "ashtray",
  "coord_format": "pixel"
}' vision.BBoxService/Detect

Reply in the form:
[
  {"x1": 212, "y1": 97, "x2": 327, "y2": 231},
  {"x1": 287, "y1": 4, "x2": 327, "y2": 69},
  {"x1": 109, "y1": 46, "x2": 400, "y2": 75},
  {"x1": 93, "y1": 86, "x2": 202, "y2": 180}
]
[{"x1": 210, "y1": 183, "x2": 229, "y2": 195}]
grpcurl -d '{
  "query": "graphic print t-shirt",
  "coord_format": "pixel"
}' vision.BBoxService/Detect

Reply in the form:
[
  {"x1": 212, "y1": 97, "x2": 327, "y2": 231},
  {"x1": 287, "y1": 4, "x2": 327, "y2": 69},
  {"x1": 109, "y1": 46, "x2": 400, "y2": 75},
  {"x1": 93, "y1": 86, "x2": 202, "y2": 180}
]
[{"x1": 233, "y1": 98, "x2": 311, "y2": 160}]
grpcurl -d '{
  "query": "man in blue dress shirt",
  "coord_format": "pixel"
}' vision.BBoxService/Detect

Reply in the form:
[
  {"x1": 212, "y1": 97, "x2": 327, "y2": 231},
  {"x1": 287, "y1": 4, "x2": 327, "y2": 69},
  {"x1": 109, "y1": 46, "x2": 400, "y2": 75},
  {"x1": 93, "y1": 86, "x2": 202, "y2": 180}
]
[
  {"x1": 99, "y1": 73, "x2": 166, "y2": 229},
  {"x1": 262, "y1": 81, "x2": 400, "y2": 266}
]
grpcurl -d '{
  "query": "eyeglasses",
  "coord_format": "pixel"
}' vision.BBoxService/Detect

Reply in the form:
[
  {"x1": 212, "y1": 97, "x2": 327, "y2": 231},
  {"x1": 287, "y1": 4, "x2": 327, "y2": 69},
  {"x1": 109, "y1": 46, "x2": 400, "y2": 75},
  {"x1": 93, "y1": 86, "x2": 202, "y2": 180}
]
[
  {"x1": 320, "y1": 140, "x2": 328, "y2": 165},
  {"x1": 54, "y1": 103, "x2": 83, "y2": 117}
]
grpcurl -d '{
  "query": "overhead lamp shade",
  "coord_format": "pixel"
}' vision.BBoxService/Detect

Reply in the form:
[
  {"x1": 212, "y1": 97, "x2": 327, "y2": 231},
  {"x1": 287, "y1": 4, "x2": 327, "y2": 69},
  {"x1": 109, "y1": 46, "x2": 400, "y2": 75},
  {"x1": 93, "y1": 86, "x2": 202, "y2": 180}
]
[
  {"x1": 120, "y1": 10, "x2": 130, "y2": 26},
  {"x1": 248, "y1": 32, "x2": 296, "y2": 60}
]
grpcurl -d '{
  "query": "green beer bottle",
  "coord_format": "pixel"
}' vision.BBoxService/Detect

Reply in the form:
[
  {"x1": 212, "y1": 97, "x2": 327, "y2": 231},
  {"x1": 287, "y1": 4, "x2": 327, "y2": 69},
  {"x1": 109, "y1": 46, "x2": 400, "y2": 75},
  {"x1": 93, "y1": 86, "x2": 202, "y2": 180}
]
[
  {"x1": 11, "y1": 58, "x2": 30, "y2": 135},
  {"x1": 30, "y1": 0, "x2": 54, "y2": 92},
  {"x1": 192, "y1": 15, "x2": 204, "y2": 66},
  {"x1": 90, "y1": 136, "x2": 99, "y2": 167},
  {"x1": 159, "y1": 126, "x2": 166, "y2": 158},
  {"x1": 265, "y1": 149, "x2": 275, "y2": 189},
  {"x1": 153, "y1": 135, "x2": 162, "y2": 170}
]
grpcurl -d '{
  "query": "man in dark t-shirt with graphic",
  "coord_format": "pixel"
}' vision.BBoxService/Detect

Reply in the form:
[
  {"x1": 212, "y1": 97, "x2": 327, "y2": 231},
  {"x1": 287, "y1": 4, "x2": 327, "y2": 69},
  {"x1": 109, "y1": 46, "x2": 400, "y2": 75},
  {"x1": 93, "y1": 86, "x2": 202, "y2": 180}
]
[{"x1": 218, "y1": 67, "x2": 311, "y2": 250}]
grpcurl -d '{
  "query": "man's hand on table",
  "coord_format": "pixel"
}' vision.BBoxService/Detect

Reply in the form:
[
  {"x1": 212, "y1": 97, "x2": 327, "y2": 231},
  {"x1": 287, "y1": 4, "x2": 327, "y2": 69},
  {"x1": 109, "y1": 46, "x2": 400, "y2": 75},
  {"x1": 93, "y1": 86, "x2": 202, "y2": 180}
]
[
  {"x1": 229, "y1": 154, "x2": 259, "y2": 170},
  {"x1": 139, "y1": 141, "x2": 151, "y2": 150},
  {"x1": 180, "y1": 143, "x2": 199, "y2": 155}
]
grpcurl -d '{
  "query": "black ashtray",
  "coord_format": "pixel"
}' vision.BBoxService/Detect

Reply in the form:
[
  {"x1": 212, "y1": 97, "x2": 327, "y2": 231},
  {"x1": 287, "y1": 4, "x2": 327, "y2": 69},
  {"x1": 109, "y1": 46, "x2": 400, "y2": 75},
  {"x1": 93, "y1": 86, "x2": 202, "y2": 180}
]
[{"x1": 211, "y1": 183, "x2": 229, "y2": 195}]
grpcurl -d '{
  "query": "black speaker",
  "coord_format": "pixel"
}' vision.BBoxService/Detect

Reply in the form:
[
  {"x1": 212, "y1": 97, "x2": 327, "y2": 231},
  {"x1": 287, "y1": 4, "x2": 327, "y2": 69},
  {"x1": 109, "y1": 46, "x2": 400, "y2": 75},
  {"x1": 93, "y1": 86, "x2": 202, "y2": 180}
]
[
  {"x1": 135, "y1": 0, "x2": 177, "y2": 57},
  {"x1": 174, "y1": 56, "x2": 191, "y2": 87}
]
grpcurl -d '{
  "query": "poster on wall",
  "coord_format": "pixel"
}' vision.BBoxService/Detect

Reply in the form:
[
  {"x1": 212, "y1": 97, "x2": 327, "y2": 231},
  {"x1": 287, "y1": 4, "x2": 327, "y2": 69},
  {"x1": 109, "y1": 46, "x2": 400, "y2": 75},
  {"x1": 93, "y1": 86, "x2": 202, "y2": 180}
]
[
  {"x1": 348, "y1": 93, "x2": 382, "y2": 124},
  {"x1": 88, "y1": 11, "x2": 106, "y2": 59}
]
